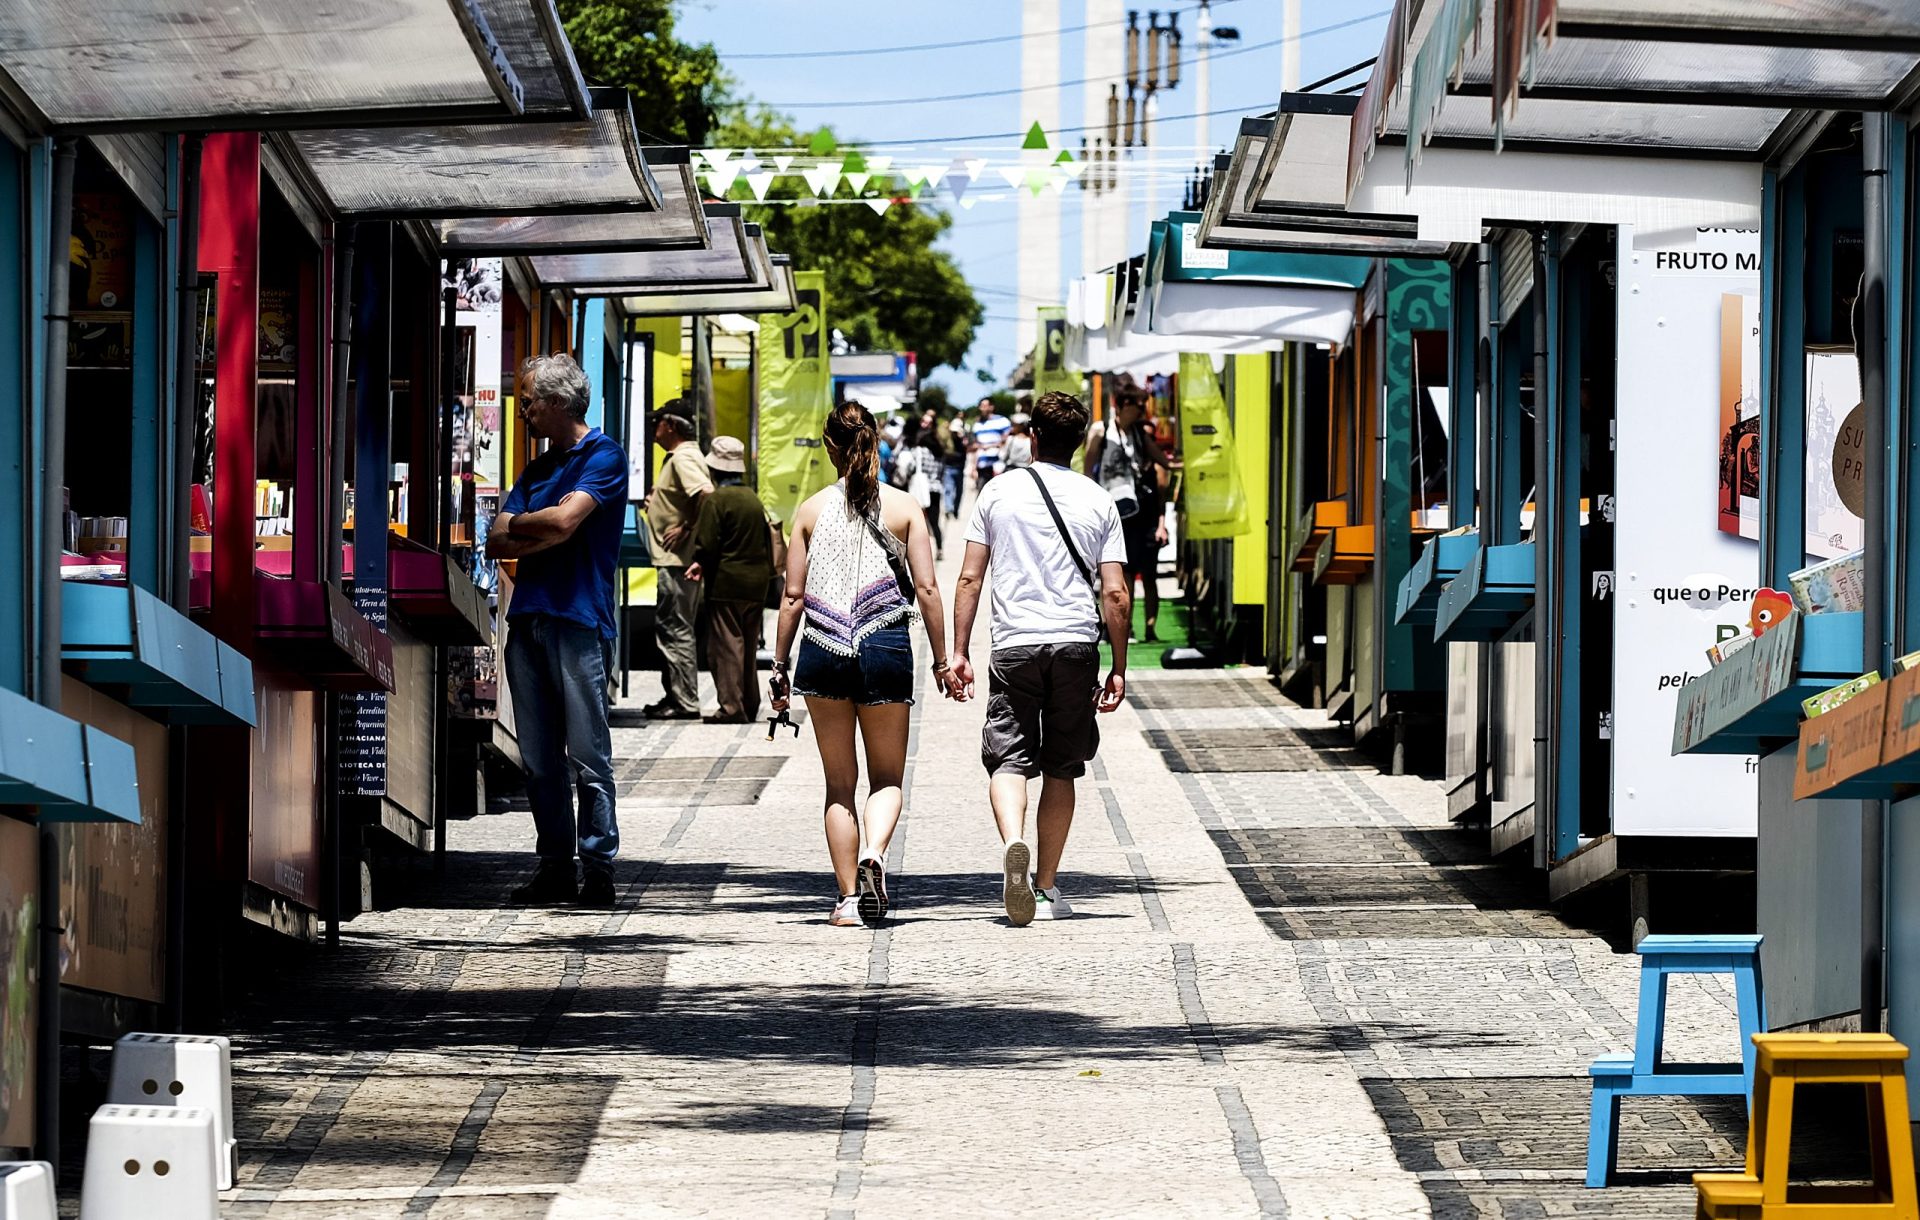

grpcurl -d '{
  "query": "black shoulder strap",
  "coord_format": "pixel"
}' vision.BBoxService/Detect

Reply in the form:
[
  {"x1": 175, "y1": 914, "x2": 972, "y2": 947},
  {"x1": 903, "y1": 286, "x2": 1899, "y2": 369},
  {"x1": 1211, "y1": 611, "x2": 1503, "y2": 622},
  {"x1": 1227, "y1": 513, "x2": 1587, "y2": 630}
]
[{"x1": 1023, "y1": 466, "x2": 1095, "y2": 590}]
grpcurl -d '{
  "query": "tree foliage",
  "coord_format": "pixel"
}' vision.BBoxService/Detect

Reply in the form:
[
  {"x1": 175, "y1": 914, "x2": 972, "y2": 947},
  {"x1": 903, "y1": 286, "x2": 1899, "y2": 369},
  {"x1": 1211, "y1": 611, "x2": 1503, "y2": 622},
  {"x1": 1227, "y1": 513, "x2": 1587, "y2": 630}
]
[
  {"x1": 713, "y1": 109, "x2": 983, "y2": 373},
  {"x1": 555, "y1": 0, "x2": 725, "y2": 146}
]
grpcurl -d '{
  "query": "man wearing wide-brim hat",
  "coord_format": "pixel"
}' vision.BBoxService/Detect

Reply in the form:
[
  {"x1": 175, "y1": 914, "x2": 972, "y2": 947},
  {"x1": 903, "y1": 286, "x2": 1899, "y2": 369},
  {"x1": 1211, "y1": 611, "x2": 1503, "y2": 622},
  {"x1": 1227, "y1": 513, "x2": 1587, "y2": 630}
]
[{"x1": 687, "y1": 435, "x2": 779, "y2": 724}]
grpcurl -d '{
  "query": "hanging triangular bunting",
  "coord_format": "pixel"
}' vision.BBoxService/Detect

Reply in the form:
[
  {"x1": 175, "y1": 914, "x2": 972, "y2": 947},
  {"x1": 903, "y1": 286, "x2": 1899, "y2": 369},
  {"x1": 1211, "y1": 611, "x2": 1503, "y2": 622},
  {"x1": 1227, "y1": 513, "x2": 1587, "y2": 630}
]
[
  {"x1": 867, "y1": 156, "x2": 893, "y2": 173},
  {"x1": 916, "y1": 165, "x2": 946, "y2": 188},
  {"x1": 1022, "y1": 121, "x2": 1049, "y2": 150},
  {"x1": 958, "y1": 196, "x2": 978, "y2": 210},
  {"x1": 1047, "y1": 173, "x2": 1069, "y2": 195},
  {"x1": 773, "y1": 154, "x2": 796, "y2": 174},
  {"x1": 864, "y1": 198, "x2": 891, "y2": 215},
  {"x1": 809, "y1": 128, "x2": 836, "y2": 156},
  {"x1": 845, "y1": 172, "x2": 871, "y2": 193},
  {"x1": 744, "y1": 171, "x2": 776, "y2": 201},
  {"x1": 700, "y1": 148, "x2": 734, "y2": 170},
  {"x1": 1058, "y1": 156, "x2": 1088, "y2": 179},
  {"x1": 963, "y1": 157, "x2": 987, "y2": 181},
  {"x1": 705, "y1": 162, "x2": 743, "y2": 198},
  {"x1": 1026, "y1": 170, "x2": 1049, "y2": 197},
  {"x1": 906, "y1": 181, "x2": 924, "y2": 200},
  {"x1": 802, "y1": 162, "x2": 842, "y2": 196},
  {"x1": 842, "y1": 150, "x2": 868, "y2": 175},
  {"x1": 943, "y1": 171, "x2": 969, "y2": 202},
  {"x1": 997, "y1": 166, "x2": 1026, "y2": 190},
  {"x1": 736, "y1": 149, "x2": 761, "y2": 174}
]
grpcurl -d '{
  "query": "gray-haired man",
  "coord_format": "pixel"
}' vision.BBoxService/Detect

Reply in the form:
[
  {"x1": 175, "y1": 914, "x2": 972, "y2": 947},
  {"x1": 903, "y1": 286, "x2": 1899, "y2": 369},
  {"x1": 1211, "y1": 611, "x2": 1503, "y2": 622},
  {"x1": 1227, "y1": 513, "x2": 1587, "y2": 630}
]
[
  {"x1": 487, "y1": 354, "x2": 629, "y2": 908},
  {"x1": 641, "y1": 402, "x2": 711, "y2": 719}
]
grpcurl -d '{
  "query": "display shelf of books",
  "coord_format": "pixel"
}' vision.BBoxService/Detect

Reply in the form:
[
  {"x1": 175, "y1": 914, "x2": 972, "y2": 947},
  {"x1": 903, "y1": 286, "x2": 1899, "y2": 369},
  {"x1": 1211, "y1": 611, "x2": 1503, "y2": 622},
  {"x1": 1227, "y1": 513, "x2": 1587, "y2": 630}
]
[
  {"x1": 389, "y1": 533, "x2": 491, "y2": 646},
  {"x1": 1793, "y1": 659, "x2": 1920, "y2": 800},
  {"x1": 1673, "y1": 610, "x2": 1864, "y2": 757},
  {"x1": 1396, "y1": 529, "x2": 1477, "y2": 627},
  {"x1": 1432, "y1": 541, "x2": 1535, "y2": 643}
]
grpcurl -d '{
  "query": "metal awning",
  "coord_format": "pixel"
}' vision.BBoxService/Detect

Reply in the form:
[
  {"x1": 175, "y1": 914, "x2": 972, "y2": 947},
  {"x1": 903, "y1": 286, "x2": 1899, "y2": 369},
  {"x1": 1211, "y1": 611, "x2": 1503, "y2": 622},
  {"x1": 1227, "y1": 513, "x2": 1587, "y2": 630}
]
[
  {"x1": 1361, "y1": 0, "x2": 1919, "y2": 179},
  {"x1": 561, "y1": 225, "x2": 777, "y2": 297},
  {"x1": 531, "y1": 209, "x2": 761, "y2": 289},
  {"x1": 285, "y1": 90, "x2": 658, "y2": 220},
  {"x1": 1197, "y1": 115, "x2": 1453, "y2": 258},
  {"x1": 0, "y1": 0, "x2": 589, "y2": 132},
  {"x1": 434, "y1": 147, "x2": 708, "y2": 254},
  {"x1": 619, "y1": 257, "x2": 798, "y2": 317}
]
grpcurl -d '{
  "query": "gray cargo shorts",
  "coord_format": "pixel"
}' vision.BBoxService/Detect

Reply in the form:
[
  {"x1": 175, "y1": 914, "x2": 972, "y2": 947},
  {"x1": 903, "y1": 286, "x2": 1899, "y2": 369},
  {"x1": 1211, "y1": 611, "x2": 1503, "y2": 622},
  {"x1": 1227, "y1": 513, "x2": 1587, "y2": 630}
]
[{"x1": 981, "y1": 642, "x2": 1102, "y2": 779}]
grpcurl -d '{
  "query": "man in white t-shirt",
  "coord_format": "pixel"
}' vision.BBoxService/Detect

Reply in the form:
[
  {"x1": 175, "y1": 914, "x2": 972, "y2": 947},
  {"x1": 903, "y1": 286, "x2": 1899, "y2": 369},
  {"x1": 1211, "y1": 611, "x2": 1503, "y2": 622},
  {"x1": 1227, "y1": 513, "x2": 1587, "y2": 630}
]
[{"x1": 952, "y1": 391, "x2": 1131, "y2": 926}]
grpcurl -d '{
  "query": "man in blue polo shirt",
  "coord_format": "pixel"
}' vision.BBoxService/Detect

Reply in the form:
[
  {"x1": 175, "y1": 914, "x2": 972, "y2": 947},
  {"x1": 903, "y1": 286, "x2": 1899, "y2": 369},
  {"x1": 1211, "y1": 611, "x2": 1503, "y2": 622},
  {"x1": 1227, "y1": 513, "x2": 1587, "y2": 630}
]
[{"x1": 487, "y1": 353, "x2": 629, "y2": 909}]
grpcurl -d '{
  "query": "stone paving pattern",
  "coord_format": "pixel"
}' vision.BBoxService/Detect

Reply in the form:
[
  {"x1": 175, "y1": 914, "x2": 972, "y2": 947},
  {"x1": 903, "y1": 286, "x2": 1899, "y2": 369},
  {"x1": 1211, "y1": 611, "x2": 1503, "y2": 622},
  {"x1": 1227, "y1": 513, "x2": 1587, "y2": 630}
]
[{"x1": 94, "y1": 560, "x2": 1785, "y2": 1216}]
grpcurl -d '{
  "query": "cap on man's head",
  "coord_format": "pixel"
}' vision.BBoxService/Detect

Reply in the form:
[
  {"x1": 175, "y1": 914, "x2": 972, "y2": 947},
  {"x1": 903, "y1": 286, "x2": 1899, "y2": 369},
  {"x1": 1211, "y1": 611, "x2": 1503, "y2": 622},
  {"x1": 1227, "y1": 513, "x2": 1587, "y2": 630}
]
[
  {"x1": 707, "y1": 435, "x2": 748, "y2": 473},
  {"x1": 652, "y1": 398, "x2": 696, "y2": 436}
]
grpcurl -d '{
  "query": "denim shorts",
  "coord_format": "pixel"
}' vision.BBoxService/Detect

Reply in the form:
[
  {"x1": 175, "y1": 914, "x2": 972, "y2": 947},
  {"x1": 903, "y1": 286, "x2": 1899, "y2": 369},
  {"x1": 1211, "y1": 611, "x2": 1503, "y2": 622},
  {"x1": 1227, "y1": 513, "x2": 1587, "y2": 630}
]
[{"x1": 792, "y1": 622, "x2": 915, "y2": 705}]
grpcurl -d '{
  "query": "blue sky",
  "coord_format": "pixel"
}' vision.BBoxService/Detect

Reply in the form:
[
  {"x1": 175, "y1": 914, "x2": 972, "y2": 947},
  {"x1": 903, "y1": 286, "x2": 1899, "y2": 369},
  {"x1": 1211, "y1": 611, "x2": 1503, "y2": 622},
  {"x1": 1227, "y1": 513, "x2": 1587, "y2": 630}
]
[{"x1": 678, "y1": 1, "x2": 1391, "y2": 394}]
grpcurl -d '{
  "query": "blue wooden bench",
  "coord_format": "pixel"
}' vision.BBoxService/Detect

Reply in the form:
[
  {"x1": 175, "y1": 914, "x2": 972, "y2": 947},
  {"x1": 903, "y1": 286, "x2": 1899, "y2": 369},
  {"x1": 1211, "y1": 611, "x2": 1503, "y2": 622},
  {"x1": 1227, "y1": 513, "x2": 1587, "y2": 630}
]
[{"x1": 1588, "y1": 934, "x2": 1765, "y2": 1188}]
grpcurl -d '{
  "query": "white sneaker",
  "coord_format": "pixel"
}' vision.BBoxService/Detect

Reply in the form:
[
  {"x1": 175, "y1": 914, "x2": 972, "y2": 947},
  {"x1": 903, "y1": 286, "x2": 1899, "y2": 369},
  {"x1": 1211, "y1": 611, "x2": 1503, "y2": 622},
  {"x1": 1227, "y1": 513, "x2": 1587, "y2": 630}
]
[
  {"x1": 829, "y1": 895, "x2": 863, "y2": 927},
  {"x1": 1033, "y1": 883, "x2": 1072, "y2": 920},
  {"x1": 1002, "y1": 841, "x2": 1035, "y2": 926}
]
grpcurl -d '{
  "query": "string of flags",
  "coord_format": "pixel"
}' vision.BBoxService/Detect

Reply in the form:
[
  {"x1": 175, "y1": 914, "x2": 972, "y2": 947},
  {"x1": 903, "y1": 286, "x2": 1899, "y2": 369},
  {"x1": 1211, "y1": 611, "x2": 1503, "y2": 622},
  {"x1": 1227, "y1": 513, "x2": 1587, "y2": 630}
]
[{"x1": 694, "y1": 122, "x2": 1184, "y2": 211}]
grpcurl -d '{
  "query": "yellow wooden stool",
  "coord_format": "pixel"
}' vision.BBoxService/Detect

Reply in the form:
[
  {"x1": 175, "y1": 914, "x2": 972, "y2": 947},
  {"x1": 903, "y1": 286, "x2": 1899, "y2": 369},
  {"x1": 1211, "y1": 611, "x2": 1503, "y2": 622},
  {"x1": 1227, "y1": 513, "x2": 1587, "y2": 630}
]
[{"x1": 1694, "y1": 1033, "x2": 1918, "y2": 1218}]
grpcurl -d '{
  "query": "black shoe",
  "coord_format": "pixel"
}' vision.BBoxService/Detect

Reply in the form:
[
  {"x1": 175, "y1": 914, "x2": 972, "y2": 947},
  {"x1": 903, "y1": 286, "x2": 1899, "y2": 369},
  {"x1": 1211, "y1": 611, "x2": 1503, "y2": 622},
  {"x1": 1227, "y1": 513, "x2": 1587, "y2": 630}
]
[
  {"x1": 643, "y1": 702, "x2": 700, "y2": 721},
  {"x1": 576, "y1": 872, "x2": 618, "y2": 909},
  {"x1": 702, "y1": 712, "x2": 751, "y2": 724},
  {"x1": 511, "y1": 865, "x2": 577, "y2": 905}
]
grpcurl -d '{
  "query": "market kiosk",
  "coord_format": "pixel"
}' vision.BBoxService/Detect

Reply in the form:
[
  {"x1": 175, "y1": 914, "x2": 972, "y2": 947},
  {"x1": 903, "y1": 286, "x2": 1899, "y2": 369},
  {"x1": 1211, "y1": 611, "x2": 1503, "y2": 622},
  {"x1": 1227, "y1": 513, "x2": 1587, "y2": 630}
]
[{"x1": 0, "y1": 0, "x2": 592, "y2": 1161}]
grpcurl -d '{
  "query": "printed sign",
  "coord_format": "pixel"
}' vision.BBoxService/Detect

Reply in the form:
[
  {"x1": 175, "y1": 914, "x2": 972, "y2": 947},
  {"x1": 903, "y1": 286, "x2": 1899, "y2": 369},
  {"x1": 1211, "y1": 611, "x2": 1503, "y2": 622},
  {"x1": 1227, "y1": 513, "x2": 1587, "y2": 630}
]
[
  {"x1": 756, "y1": 271, "x2": 833, "y2": 531},
  {"x1": 1672, "y1": 610, "x2": 1797, "y2": 755}
]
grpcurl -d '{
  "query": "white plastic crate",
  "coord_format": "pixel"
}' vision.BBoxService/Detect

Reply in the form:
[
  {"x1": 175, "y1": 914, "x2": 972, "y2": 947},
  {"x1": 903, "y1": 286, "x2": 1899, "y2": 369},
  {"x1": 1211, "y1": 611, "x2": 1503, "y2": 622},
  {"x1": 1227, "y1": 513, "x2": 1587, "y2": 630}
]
[
  {"x1": 0, "y1": 1162, "x2": 55, "y2": 1220},
  {"x1": 79, "y1": 1105, "x2": 217, "y2": 1220},
  {"x1": 104, "y1": 1033, "x2": 235, "y2": 1189}
]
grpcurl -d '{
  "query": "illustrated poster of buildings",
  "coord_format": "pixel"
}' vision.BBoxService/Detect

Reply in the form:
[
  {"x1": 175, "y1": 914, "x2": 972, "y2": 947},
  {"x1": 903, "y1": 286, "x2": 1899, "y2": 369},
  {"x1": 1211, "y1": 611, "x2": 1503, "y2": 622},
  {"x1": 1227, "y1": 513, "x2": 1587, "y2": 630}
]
[
  {"x1": 1717, "y1": 293, "x2": 1760, "y2": 539},
  {"x1": 1805, "y1": 349, "x2": 1863, "y2": 561}
]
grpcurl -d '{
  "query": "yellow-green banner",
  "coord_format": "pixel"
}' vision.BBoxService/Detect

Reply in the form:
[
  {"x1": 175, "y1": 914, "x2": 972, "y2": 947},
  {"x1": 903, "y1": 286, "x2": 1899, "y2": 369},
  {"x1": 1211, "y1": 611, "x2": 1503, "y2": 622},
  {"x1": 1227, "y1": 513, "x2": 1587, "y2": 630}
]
[
  {"x1": 1178, "y1": 352, "x2": 1250, "y2": 539},
  {"x1": 1033, "y1": 305, "x2": 1078, "y2": 400},
  {"x1": 756, "y1": 270, "x2": 832, "y2": 531}
]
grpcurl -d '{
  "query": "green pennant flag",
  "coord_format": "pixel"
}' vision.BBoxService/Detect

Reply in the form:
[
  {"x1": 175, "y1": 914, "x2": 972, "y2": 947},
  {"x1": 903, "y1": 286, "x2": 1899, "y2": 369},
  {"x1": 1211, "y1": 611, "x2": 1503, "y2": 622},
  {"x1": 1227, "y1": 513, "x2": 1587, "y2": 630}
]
[
  {"x1": 756, "y1": 271, "x2": 834, "y2": 532},
  {"x1": 1022, "y1": 121, "x2": 1049, "y2": 150},
  {"x1": 1178, "y1": 352, "x2": 1251, "y2": 539},
  {"x1": 808, "y1": 127, "x2": 837, "y2": 156}
]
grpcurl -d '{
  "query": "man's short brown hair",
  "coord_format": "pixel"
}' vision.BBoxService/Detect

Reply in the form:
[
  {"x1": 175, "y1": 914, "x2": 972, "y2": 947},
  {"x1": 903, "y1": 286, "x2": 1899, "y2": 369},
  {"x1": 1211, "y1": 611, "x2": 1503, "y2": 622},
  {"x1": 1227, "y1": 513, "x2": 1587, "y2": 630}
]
[{"x1": 1031, "y1": 390, "x2": 1090, "y2": 459}]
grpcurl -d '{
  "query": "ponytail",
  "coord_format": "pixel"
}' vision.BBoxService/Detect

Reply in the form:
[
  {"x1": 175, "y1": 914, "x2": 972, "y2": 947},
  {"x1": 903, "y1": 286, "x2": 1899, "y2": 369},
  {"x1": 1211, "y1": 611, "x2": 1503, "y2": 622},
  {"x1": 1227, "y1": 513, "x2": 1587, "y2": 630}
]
[{"x1": 825, "y1": 401, "x2": 882, "y2": 516}]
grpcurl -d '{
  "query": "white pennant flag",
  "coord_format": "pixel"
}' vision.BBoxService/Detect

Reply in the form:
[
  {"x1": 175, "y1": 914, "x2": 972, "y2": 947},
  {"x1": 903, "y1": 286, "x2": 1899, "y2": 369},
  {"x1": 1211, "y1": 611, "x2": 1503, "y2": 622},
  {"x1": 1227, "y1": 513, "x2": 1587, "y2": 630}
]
[
  {"x1": 1047, "y1": 172, "x2": 1070, "y2": 195},
  {"x1": 964, "y1": 157, "x2": 988, "y2": 181},
  {"x1": 700, "y1": 149, "x2": 734, "y2": 171},
  {"x1": 772, "y1": 154, "x2": 796, "y2": 174},
  {"x1": 704, "y1": 162, "x2": 743, "y2": 198},
  {"x1": 864, "y1": 198, "x2": 891, "y2": 215},
  {"x1": 744, "y1": 171, "x2": 776, "y2": 201},
  {"x1": 845, "y1": 172, "x2": 872, "y2": 193},
  {"x1": 866, "y1": 156, "x2": 893, "y2": 173},
  {"x1": 801, "y1": 162, "x2": 842, "y2": 196},
  {"x1": 997, "y1": 166, "x2": 1026, "y2": 190},
  {"x1": 736, "y1": 149, "x2": 761, "y2": 174},
  {"x1": 958, "y1": 196, "x2": 978, "y2": 210},
  {"x1": 916, "y1": 165, "x2": 946, "y2": 188}
]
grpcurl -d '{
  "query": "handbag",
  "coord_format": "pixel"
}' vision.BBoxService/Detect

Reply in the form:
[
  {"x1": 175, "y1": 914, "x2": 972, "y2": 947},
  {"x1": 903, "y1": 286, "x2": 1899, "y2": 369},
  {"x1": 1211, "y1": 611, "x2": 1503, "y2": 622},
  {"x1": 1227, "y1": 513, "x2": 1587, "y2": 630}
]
[{"x1": 859, "y1": 505, "x2": 917, "y2": 602}]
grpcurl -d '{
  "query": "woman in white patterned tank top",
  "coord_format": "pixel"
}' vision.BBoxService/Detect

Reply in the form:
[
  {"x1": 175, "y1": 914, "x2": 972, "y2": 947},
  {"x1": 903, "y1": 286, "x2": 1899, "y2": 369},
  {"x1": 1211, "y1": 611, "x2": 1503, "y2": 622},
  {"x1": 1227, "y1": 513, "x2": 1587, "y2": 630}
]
[{"x1": 770, "y1": 403, "x2": 968, "y2": 927}]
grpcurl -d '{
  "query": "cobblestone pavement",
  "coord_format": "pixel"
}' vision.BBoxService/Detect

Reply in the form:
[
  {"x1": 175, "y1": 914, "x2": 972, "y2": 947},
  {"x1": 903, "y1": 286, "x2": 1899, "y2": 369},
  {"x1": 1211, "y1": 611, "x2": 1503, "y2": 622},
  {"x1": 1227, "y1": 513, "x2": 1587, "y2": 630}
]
[{"x1": 182, "y1": 572, "x2": 1766, "y2": 1218}]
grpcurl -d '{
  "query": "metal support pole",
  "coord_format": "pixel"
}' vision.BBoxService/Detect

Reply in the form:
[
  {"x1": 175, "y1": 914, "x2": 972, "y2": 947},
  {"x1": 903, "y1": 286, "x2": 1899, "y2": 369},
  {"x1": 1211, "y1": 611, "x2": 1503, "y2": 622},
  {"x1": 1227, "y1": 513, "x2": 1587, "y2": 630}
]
[
  {"x1": 1530, "y1": 229, "x2": 1554, "y2": 872},
  {"x1": 1475, "y1": 243, "x2": 1494, "y2": 537},
  {"x1": 36, "y1": 134, "x2": 77, "y2": 1170},
  {"x1": 327, "y1": 226, "x2": 356, "y2": 585},
  {"x1": 170, "y1": 135, "x2": 203, "y2": 610},
  {"x1": 1861, "y1": 113, "x2": 1890, "y2": 1033}
]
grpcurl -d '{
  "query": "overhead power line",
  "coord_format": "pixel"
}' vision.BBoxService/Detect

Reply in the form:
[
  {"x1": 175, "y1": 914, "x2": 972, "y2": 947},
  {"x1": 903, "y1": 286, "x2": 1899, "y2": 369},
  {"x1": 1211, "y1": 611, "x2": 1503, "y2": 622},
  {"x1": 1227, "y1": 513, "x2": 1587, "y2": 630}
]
[
  {"x1": 855, "y1": 100, "x2": 1284, "y2": 147},
  {"x1": 722, "y1": 0, "x2": 1242, "y2": 61},
  {"x1": 758, "y1": 11, "x2": 1389, "y2": 109}
]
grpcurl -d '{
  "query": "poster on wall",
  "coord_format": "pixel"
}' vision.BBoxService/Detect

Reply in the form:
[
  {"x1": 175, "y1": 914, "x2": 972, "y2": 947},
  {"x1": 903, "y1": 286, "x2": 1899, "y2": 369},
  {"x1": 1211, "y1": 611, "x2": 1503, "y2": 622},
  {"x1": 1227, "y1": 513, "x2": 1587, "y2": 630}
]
[
  {"x1": 453, "y1": 259, "x2": 505, "y2": 494},
  {"x1": 1716, "y1": 294, "x2": 1760, "y2": 540},
  {"x1": 1614, "y1": 224, "x2": 1762, "y2": 837},
  {"x1": 1804, "y1": 348, "x2": 1863, "y2": 561},
  {"x1": 70, "y1": 192, "x2": 130, "y2": 310}
]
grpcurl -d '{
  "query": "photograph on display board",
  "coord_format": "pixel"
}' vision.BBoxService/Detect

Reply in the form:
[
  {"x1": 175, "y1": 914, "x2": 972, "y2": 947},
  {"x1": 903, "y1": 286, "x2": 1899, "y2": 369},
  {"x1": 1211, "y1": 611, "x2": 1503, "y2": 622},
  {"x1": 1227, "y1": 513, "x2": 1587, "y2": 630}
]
[
  {"x1": 1804, "y1": 348, "x2": 1864, "y2": 561},
  {"x1": 1716, "y1": 294, "x2": 1760, "y2": 540}
]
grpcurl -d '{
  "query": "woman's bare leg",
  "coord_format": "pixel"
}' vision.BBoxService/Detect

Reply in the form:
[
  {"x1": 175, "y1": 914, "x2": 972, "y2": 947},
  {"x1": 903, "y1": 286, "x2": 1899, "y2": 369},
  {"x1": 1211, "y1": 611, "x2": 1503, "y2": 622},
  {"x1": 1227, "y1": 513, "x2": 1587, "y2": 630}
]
[
  {"x1": 807, "y1": 696, "x2": 862, "y2": 895},
  {"x1": 853, "y1": 702, "x2": 911, "y2": 859}
]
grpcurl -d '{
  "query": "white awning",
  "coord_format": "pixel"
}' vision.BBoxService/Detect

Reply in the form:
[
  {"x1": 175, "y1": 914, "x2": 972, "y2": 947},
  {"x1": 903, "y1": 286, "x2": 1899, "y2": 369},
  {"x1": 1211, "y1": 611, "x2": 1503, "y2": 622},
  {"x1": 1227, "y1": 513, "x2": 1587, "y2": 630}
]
[
  {"x1": 1135, "y1": 280, "x2": 1357, "y2": 348},
  {"x1": 619, "y1": 259, "x2": 798, "y2": 317}
]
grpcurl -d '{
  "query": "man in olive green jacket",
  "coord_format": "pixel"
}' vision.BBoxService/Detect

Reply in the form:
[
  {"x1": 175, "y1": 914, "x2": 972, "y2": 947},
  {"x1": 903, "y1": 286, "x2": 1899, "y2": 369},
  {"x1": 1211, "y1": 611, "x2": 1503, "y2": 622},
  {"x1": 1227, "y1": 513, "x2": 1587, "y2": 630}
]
[{"x1": 687, "y1": 435, "x2": 777, "y2": 723}]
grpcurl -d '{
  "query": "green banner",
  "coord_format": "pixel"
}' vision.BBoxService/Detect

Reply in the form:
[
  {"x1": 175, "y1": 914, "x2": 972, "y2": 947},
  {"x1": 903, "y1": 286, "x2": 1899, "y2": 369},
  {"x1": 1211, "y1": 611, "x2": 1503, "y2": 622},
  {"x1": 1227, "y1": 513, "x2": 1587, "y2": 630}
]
[
  {"x1": 756, "y1": 270, "x2": 832, "y2": 531},
  {"x1": 1178, "y1": 352, "x2": 1250, "y2": 539},
  {"x1": 1033, "y1": 305, "x2": 1078, "y2": 400}
]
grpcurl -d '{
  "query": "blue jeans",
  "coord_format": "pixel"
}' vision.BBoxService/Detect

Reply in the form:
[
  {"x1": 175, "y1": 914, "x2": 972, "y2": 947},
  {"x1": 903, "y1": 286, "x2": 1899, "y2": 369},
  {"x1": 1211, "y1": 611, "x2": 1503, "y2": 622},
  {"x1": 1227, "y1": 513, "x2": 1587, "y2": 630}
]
[
  {"x1": 505, "y1": 614, "x2": 619, "y2": 878},
  {"x1": 942, "y1": 463, "x2": 964, "y2": 511}
]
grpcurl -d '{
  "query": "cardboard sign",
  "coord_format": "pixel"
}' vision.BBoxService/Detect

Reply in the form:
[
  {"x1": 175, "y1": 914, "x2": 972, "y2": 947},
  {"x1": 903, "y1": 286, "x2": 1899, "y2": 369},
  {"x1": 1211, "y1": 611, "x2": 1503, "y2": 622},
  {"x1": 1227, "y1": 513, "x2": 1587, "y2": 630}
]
[
  {"x1": 1795, "y1": 681, "x2": 1890, "y2": 799},
  {"x1": 1878, "y1": 666, "x2": 1920, "y2": 766},
  {"x1": 1672, "y1": 609, "x2": 1799, "y2": 754}
]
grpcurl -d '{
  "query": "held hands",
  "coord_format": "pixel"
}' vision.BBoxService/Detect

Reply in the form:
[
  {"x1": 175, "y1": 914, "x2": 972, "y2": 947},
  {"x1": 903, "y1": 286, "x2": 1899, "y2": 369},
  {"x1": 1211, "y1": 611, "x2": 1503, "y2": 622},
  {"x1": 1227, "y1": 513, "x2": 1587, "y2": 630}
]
[
  {"x1": 1096, "y1": 669, "x2": 1127, "y2": 713},
  {"x1": 949, "y1": 655, "x2": 976, "y2": 702},
  {"x1": 1154, "y1": 521, "x2": 1169, "y2": 547}
]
